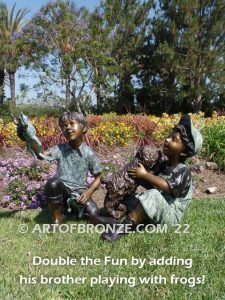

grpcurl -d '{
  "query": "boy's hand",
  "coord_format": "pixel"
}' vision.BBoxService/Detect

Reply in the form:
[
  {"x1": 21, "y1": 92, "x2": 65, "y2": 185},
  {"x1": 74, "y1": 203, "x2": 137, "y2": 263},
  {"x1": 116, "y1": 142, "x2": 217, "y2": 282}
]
[
  {"x1": 77, "y1": 190, "x2": 92, "y2": 205},
  {"x1": 128, "y1": 163, "x2": 148, "y2": 180},
  {"x1": 77, "y1": 174, "x2": 101, "y2": 205}
]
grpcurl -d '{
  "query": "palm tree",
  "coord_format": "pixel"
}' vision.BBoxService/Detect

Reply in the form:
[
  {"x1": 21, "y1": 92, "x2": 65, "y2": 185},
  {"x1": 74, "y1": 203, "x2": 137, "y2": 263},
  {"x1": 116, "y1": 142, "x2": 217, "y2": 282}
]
[
  {"x1": 0, "y1": 1, "x2": 7, "y2": 105},
  {"x1": 0, "y1": 1, "x2": 28, "y2": 106}
]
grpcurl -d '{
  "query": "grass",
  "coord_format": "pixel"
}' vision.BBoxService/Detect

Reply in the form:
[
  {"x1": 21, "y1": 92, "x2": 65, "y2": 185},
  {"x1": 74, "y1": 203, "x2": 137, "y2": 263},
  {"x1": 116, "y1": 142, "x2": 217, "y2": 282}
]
[{"x1": 0, "y1": 197, "x2": 225, "y2": 300}]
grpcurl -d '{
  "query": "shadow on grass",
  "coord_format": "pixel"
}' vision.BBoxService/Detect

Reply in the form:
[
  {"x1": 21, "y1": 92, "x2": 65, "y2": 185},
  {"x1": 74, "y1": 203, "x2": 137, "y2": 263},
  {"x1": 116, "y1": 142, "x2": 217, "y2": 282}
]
[
  {"x1": 34, "y1": 206, "x2": 108, "y2": 224},
  {"x1": 0, "y1": 210, "x2": 19, "y2": 219},
  {"x1": 0, "y1": 206, "x2": 107, "y2": 225},
  {"x1": 0, "y1": 207, "x2": 52, "y2": 224},
  {"x1": 33, "y1": 208, "x2": 52, "y2": 224}
]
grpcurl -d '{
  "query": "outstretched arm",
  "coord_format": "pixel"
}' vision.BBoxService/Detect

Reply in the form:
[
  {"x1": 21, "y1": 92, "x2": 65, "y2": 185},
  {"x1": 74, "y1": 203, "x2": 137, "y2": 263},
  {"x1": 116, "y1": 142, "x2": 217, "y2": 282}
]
[
  {"x1": 128, "y1": 163, "x2": 171, "y2": 194},
  {"x1": 17, "y1": 123, "x2": 54, "y2": 160},
  {"x1": 35, "y1": 149, "x2": 53, "y2": 160}
]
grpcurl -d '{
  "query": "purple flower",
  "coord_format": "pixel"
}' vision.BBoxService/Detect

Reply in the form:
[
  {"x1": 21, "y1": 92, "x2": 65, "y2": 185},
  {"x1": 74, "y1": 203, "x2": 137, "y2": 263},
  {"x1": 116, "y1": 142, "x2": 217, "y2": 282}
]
[
  {"x1": 0, "y1": 160, "x2": 9, "y2": 166},
  {"x1": 21, "y1": 195, "x2": 28, "y2": 201},
  {"x1": 87, "y1": 177, "x2": 94, "y2": 186},
  {"x1": 3, "y1": 195, "x2": 11, "y2": 201},
  {"x1": 10, "y1": 31, "x2": 23, "y2": 42},
  {"x1": 34, "y1": 183, "x2": 41, "y2": 189},
  {"x1": 38, "y1": 190, "x2": 45, "y2": 196},
  {"x1": 28, "y1": 200, "x2": 40, "y2": 209},
  {"x1": 0, "y1": 167, "x2": 7, "y2": 172},
  {"x1": 26, "y1": 186, "x2": 33, "y2": 191},
  {"x1": 31, "y1": 195, "x2": 38, "y2": 202},
  {"x1": 20, "y1": 202, "x2": 27, "y2": 209},
  {"x1": 13, "y1": 161, "x2": 20, "y2": 167},
  {"x1": 8, "y1": 203, "x2": 17, "y2": 209},
  {"x1": 41, "y1": 174, "x2": 49, "y2": 180}
]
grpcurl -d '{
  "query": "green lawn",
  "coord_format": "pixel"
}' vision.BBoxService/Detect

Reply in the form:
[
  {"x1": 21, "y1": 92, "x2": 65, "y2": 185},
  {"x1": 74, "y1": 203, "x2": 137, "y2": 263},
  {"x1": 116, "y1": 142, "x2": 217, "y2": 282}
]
[{"x1": 0, "y1": 198, "x2": 224, "y2": 300}]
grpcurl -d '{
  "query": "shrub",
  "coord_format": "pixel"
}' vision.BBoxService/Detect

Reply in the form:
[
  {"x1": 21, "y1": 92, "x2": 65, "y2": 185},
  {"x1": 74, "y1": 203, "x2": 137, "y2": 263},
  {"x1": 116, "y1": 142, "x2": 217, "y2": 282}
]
[
  {"x1": 87, "y1": 121, "x2": 136, "y2": 147},
  {"x1": 202, "y1": 122, "x2": 225, "y2": 170},
  {"x1": 14, "y1": 104, "x2": 64, "y2": 119},
  {"x1": 0, "y1": 103, "x2": 14, "y2": 122}
]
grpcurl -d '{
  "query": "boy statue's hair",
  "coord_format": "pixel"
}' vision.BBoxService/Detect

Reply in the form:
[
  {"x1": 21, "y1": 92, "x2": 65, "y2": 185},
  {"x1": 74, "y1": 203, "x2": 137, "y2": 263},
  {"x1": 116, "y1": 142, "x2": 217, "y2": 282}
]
[{"x1": 58, "y1": 111, "x2": 88, "y2": 130}]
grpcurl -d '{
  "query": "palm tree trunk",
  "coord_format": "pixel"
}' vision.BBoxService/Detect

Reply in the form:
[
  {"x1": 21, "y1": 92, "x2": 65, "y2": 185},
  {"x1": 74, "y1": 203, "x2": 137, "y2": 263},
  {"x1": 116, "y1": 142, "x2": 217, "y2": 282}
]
[
  {"x1": 8, "y1": 71, "x2": 16, "y2": 106},
  {"x1": 0, "y1": 69, "x2": 5, "y2": 105}
]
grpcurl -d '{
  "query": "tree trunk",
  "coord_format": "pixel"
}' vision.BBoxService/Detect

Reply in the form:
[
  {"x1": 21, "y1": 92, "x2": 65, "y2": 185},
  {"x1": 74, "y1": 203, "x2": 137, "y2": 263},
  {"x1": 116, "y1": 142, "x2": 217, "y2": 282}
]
[
  {"x1": 192, "y1": 94, "x2": 202, "y2": 113},
  {"x1": 66, "y1": 76, "x2": 71, "y2": 108},
  {"x1": 8, "y1": 71, "x2": 16, "y2": 106},
  {"x1": 76, "y1": 98, "x2": 82, "y2": 114},
  {"x1": 0, "y1": 69, "x2": 5, "y2": 105},
  {"x1": 95, "y1": 66, "x2": 104, "y2": 114},
  {"x1": 96, "y1": 87, "x2": 102, "y2": 114},
  {"x1": 119, "y1": 78, "x2": 134, "y2": 114}
]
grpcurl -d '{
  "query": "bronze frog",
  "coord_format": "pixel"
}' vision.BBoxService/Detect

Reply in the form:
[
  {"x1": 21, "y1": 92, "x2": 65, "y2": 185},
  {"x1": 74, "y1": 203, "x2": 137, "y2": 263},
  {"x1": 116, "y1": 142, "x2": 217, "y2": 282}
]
[{"x1": 15, "y1": 112, "x2": 54, "y2": 161}]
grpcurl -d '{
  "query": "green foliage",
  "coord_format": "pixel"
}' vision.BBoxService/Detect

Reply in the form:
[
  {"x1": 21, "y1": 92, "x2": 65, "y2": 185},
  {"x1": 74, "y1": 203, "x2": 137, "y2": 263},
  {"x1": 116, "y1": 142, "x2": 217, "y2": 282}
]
[
  {"x1": 1, "y1": 0, "x2": 224, "y2": 113},
  {"x1": 11, "y1": 164, "x2": 49, "y2": 181},
  {"x1": 0, "y1": 2, "x2": 29, "y2": 105},
  {"x1": 101, "y1": 160, "x2": 122, "y2": 176},
  {"x1": 0, "y1": 102, "x2": 13, "y2": 122},
  {"x1": 15, "y1": 104, "x2": 64, "y2": 118},
  {"x1": 7, "y1": 180, "x2": 35, "y2": 204},
  {"x1": 202, "y1": 122, "x2": 225, "y2": 170},
  {"x1": 96, "y1": 0, "x2": 153, "y2": 113},
  {"x1": 20, "y1": 1, "x2": 92, "y2": 112},
  {"x1": 0, "y1": 103, "x2": 64, "y2": 122},
  {"x1": 137, "y1": 0, "x2": 225, "y2": 114}
]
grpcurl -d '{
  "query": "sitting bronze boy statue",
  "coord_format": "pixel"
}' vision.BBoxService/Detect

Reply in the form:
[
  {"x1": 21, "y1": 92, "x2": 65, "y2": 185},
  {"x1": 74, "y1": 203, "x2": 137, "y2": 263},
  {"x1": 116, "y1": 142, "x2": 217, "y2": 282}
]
[
  {"x1": 16, "y1": 111, "x2": 102, "y2": 225},
  {"x1": 101, "y1": 145, "x2": 165, "y2": 219}
]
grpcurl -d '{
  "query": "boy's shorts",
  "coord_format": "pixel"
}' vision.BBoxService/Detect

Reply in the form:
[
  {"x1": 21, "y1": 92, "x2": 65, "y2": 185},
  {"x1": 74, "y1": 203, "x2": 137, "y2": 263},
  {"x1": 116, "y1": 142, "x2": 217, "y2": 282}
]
[{"x1": 125, "y1": 189, "x2": 179, "y2": 225}]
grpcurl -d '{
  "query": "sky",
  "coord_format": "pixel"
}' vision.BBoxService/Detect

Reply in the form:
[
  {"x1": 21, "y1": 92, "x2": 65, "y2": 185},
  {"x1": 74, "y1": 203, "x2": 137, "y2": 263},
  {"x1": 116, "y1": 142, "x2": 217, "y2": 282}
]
[
  {"x1": 5, "y1": 0, "x2": 100, "y2": 17},
  {"x1": 5, "y1": 0, "x2": 101, "y2": 100}
]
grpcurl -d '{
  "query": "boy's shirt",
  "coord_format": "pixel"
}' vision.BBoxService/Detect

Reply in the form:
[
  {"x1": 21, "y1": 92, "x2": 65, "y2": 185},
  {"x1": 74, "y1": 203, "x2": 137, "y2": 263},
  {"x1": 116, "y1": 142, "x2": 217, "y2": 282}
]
[
  {"x1": 156, "y1": 160, "x2": 193, "y2": 222},
  {"x1": 48, "y1": 142, "x2": 102, "y2": 191},
  {"x1": 156, "y1": 160, "x2": 192, "y2": 198}
]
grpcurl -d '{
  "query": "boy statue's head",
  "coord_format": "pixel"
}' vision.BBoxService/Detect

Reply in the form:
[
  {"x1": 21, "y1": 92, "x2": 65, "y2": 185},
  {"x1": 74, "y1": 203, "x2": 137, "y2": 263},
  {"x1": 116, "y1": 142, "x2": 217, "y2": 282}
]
[
  {"x1": 163, "y1": 115, "x2": 203, "y2": 162},
  {"x1": 59, "y1": 111, "x2": 88, "y2": 141}
]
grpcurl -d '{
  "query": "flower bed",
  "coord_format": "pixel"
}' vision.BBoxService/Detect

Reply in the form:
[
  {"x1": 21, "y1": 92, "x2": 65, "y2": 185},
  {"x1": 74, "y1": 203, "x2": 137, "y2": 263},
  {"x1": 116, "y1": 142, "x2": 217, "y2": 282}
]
[
  {"x1": 0, "y1": 112, "x2": 224, "y2": 149},
  {"x1": 1, "y1": 112, "x2": 225, "y2": 209},
  {"x1": 0, "y1": 154, "x2": 55, "y2": 209},
  {"x1": 0, "y1": 147, "x2": 130, "y2": 210}
]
